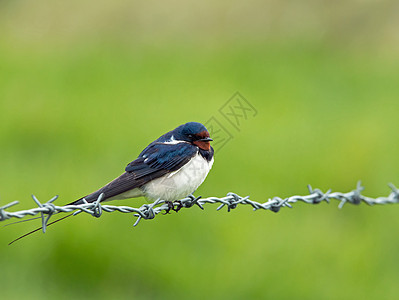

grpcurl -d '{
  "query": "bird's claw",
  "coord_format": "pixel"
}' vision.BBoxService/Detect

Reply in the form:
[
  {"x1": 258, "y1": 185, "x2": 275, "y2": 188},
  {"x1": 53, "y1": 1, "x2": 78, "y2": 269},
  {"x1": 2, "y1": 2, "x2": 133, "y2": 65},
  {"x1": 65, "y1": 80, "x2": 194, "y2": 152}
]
[
  {"x1": 163, "y1": 200, "x2": 184, "y2": 214},
  {"x1": 172, "y1": 200, "x2": 183, "y2": 212},
  {"x1": 163, "y1": 201, "x2": 174, "y2": 215}
]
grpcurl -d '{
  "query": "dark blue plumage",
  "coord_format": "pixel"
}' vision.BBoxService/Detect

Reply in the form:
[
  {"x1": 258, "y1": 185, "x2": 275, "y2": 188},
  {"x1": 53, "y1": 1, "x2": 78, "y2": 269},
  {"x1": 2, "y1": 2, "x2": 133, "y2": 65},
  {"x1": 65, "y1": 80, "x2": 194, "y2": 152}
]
[
  {"x1": 125, "y1": 143, "x2": 198, "y2": 177},
  {"x1": 146, "y1": 122, "x2": 210, "y2": 145}
]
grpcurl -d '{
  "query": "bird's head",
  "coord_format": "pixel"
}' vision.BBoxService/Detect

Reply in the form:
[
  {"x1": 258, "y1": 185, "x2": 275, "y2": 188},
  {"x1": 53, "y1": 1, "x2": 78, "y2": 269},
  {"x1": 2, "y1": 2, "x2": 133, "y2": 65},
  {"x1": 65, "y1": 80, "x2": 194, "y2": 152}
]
[{"x1": 174, "y1": 122, "x2": 213, "y2": 151}]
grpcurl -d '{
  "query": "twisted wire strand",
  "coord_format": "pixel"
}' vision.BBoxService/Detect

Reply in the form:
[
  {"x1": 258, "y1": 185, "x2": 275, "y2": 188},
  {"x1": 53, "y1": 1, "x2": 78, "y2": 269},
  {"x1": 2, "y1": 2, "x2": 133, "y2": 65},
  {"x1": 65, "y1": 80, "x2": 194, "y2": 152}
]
[{"x1": 1, "y1": 181, "x2": 398, "y2": 231}]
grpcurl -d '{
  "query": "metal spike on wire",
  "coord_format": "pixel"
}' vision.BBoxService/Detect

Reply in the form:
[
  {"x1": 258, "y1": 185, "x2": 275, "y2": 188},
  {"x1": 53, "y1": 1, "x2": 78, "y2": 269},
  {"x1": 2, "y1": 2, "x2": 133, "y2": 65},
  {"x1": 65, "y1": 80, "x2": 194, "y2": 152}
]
[{"x1": 1, "y1": 181, "x2": 399, "y2": 231}]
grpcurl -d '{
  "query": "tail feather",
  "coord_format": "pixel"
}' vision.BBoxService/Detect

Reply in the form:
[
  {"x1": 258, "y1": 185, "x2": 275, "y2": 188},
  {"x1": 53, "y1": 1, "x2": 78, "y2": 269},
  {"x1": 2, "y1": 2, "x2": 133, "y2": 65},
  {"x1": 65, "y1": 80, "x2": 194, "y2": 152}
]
[
  {"x1": 9, "y1": 191, "x2": 106, "y2": 245},
  {"x1": 68, "y1": 172, "x2": 143, "y2": 205},
  {"x1": 67, "y1": 191, "x2": 104, "y2": 206},
  {"x1": 9, "y1": 171, "x2": 142, "y2": 245},
  {"x1": 8, "y1": 213, "x2": 74, "y2": 245}
]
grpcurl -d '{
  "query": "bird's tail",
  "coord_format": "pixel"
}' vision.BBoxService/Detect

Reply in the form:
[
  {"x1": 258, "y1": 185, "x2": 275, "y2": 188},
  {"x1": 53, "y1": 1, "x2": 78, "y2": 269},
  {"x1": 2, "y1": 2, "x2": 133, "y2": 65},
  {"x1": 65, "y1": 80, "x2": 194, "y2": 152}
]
[
  {"x1": 7, "y1": 182, "x2": 109, "y2": 246},
  {"x1": 67, "y1": 190, "x2": 104, "y2": 205},
  {"x1": 8, "y1": 191, "x2": 105, "y2": 245},
  {"x1": 8, "y1": 213, "x2": 74, "y2": 246}
]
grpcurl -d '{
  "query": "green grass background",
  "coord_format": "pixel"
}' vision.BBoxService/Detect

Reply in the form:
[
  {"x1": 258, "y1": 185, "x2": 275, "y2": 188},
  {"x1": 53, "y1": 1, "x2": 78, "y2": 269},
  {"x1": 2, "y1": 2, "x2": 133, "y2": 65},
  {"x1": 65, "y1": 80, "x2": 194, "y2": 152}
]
[{"x1": 1, "y1": 1, "x2": 399, "y2": 299}]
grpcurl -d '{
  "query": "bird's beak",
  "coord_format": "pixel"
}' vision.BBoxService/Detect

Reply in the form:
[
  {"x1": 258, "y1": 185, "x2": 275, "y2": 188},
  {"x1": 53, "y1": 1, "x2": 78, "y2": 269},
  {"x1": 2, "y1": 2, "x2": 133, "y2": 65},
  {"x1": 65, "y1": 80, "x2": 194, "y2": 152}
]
[{"x1": 198, "y1": 137, "x2": 213, "y2": 142}]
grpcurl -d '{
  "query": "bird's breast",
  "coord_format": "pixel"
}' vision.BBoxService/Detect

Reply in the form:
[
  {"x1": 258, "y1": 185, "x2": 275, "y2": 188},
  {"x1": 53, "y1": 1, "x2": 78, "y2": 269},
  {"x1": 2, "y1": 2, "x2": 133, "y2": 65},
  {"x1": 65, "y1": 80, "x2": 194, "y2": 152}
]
[{"x1": 142, "y1": 152, "x2": 214, "y2": 201}]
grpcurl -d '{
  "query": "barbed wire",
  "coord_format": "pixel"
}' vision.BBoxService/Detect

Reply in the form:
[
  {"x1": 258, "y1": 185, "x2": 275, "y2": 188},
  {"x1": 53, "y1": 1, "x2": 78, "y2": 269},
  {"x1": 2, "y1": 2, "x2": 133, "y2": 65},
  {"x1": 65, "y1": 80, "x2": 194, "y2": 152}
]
[{"x1": 1, "y1": 181, "x2": 399, "y2": 233}]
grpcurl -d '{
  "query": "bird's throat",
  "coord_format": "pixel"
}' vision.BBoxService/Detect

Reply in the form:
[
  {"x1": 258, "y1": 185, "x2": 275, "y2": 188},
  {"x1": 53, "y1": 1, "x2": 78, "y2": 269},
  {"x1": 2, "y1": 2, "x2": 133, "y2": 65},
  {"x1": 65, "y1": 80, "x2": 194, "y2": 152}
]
[{"x1": 193, "y1": 140, "x2": 211, "y2": 151}]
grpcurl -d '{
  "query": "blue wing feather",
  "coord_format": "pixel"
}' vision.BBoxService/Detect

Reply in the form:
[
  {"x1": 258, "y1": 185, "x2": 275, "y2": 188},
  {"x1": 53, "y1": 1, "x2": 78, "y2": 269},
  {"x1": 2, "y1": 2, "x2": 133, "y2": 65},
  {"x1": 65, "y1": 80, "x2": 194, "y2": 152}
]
[{"x1": 125, "y1": 142, "x2": 197, "y2": 178}]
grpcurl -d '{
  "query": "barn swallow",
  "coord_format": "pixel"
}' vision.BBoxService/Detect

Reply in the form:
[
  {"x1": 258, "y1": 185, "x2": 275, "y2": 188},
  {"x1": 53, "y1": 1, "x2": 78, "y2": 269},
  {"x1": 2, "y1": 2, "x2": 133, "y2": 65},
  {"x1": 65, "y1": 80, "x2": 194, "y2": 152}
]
[
  {"x1": 9, "y1": 122, "x2": 214, "y2": 244},
  {"x1": 72, "y1": 121, "x2": 214, "y2": 205}
]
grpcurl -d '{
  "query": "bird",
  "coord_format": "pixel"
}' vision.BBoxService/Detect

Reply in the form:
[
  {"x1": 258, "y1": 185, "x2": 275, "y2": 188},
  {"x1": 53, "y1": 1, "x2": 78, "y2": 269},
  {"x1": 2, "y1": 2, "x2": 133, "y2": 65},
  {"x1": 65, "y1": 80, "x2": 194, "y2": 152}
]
[
  {"x1": 73, "y1": 121, "x2": 214, "y2": 206},
  {"x1": 9, "y1": 122, "x2": 214, "y2": 244}
]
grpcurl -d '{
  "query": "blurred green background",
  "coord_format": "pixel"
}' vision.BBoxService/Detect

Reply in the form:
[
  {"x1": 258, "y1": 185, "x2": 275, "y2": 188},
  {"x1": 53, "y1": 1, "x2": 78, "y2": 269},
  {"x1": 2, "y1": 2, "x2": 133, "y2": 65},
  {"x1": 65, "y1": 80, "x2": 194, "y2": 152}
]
[{"x1": 1, "y1": 0, "x2": 399, "y2": 299}]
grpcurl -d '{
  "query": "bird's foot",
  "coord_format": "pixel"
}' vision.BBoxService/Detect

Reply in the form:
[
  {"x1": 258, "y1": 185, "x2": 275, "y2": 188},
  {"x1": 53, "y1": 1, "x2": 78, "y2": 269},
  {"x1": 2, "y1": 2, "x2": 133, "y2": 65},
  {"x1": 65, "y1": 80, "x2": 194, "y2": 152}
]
[
  {"x1": 172, "y1": 200, "x2": 184, "y2": 212},
  {"x1": 163, "y1": 200, "x2": 184, "y2": 214},
  {"x1": 163, "y1": 201, "x2": 174, "y2": 215}
]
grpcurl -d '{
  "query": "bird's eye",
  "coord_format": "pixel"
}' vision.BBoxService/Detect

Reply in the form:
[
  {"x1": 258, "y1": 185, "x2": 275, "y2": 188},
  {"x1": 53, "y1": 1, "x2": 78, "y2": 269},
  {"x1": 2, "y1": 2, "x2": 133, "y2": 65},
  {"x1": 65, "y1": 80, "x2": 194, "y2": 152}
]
[{"x1": 188, "y1": 134, "x2": 193, "y2": 138}]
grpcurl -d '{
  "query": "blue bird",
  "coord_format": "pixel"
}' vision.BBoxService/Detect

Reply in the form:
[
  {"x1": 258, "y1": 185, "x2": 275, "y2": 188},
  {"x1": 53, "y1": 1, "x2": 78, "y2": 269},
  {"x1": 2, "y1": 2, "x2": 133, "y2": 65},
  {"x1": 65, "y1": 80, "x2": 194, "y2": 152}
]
[
  {"x1": 73, "y1": 121, "x2": 214, "y2": 205},
  {"x1": 9, "y1": 122, "x2": 214, "y2": 244}
]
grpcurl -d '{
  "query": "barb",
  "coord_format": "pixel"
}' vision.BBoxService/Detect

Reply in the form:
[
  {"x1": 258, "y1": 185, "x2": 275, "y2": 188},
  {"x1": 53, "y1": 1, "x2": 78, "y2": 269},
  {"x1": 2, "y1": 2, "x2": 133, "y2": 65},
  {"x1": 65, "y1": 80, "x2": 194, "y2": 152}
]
[{"x1": 1, "y1": 181, "x2": 399, "y2": 230}]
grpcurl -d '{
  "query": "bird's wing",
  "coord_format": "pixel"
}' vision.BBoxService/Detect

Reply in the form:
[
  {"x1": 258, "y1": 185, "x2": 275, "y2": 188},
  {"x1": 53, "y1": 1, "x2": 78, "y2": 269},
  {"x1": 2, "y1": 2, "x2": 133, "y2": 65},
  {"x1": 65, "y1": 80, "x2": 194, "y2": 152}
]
[
  {"x1": 126, "y1": 142, "x2": 197, "y2": 177},
  {"x1": 76, "y1": 143, "x2": 197, "y2": 203}
]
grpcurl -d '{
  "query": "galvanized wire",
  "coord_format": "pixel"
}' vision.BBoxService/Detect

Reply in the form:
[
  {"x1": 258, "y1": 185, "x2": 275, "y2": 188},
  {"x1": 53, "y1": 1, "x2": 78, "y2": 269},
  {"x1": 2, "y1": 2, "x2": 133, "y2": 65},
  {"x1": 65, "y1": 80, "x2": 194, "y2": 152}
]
[{"x1": 1, "y1": 181, "x2": 399, "y2": 232}]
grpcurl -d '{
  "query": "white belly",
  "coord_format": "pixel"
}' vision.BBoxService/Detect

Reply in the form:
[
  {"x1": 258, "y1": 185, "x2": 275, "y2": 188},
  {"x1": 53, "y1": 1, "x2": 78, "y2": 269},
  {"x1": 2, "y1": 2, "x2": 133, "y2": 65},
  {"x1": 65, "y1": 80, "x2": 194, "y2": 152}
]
[{"x1": 142, "y1": 153, "x2": 214, "y2": 201}]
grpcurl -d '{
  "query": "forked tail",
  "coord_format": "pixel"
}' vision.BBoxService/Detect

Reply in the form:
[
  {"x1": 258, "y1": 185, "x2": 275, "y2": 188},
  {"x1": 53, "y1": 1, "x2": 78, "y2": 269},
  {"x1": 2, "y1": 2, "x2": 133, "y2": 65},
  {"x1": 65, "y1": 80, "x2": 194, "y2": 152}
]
[{"x1": 8, "y1": 213, "x2": 74, "y2": 245}]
